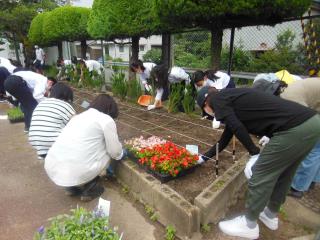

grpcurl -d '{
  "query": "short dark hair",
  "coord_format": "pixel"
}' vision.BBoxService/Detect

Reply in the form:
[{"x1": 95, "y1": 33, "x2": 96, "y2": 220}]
[
  {"x1": 205, "y1": 70, "x2": 219, "y2": 81},
  {"x1": 49, "y1": 82, "x2": 73, "y2": 102},
  {"x1": 56, "y1": 58, "x2": 64, "y2": 67},
  {"x1": 90, "y1": 94, "x2": 119, "y2": 119},
  {"x1": 71, "y1": 56, "x2": 78, "y2": 64},
  {"x1": 193, "y1": 70, "x2": 205, "y2": 83},
  {"x1": 130, "y1": 59, "x2": 145, "y2": 72},
  {"x1": 47, "y1": 76, "x2": 57, "y2": 85}
]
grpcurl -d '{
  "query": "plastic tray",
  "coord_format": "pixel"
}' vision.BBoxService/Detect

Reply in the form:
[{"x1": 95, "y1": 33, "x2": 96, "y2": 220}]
[{"x1": 127, "y1": 150, "x2": 197, "y2": 183}]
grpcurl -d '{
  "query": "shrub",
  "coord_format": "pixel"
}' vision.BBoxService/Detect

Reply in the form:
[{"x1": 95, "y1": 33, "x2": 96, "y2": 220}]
[
  {"x1": 34, "y1": 207, "x2": 120, "y2": 240},
  {"x1": 111, "y1": 72, "x2": 127, "y2": 100},
  {"x1": 143, "y1": 48, "x2": 162, "y2": 65},
  {"x1": 182, "y1": 84, "x2": 195, "y2": 114},
  {"x1": 168, "y1": 84, "x2": 183, "y2": 113},
  {"x1": 126, "y1": 78, "x2": 142, "y2": 102}
]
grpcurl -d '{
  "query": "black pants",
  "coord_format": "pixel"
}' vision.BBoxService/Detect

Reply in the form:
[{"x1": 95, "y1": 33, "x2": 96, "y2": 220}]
[
  {"x1": 0, "y1": 67, "x2": 10, "y2": 95},
  {"x1": 4, "y1": 76, "x2": 38, "y2": 129}
]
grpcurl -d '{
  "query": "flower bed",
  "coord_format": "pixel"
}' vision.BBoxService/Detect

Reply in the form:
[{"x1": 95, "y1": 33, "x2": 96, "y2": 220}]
[{"x1": 125, "y1": 136, "x2": 198, "y2": 183}]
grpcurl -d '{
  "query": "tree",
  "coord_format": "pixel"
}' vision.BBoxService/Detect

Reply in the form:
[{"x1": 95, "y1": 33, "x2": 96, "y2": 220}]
[
  {"x1": 0, "y1": 0, "x2": 57, "y2": 65},
  {"x1": 249, "y1": 29, "x2": 305, "y2": 74},
  {"x1": 88, "y1": 0, "x2": 161, "y2": 79},
  {"x1": 28, "y1": 12, "x2": 49, "y2": 46},
  {"x1": 42, "y1": 6, "x2": 91, "y2": 59},
  {"x1": 154, "y1": 0, "x2": 312, "y2": 69}
]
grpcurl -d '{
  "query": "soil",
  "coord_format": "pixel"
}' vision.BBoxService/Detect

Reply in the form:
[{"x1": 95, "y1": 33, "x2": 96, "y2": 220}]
[
  {"x1": 298, "y1": 183, "x2": 320, "y2": 214},
  {"x1": 70, "y1": 86, "x2": 319, "y2": 239},
  {"x1": 72, "y1": 87, "x2": 247, "y2": 203}
]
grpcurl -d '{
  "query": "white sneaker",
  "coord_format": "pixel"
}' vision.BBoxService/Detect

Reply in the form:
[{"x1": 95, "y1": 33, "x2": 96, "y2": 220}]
[
  {"x1": 259, "y1": 211, "x2": 278, "y2": 230},
  {"x1": 218, "y1": 215, "x2": 259, "y2": 239}
]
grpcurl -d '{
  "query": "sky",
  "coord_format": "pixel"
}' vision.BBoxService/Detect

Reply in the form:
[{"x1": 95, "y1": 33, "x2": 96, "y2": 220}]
[{"x1": 71, "y1": 0, "x2": 93, "y2": 8}]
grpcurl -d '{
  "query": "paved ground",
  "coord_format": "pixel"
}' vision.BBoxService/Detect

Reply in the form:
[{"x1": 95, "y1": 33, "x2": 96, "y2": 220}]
[
  {"x1": 0, "y1": 102, "x2": 162, "y2": 240},
  {"x1": 1, "y1": 101, "x2": 319, "y2": 240}
]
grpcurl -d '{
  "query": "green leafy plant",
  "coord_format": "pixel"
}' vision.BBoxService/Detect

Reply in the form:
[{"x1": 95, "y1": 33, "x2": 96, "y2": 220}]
[
  {"x1": 111, "y1": 72, "x2": 128, "y2": 100},
  {"x1": 126, "y1": 78, "x2": 142, "y2": 102},
  {"x1": 145, "y1": 205, "x2": 154, "y2": 216},
  {"x1": 150, "y1": 213, "x2": 158, "y2": 222},
  {"x1": 43, "y1": 65, "x2": 58, "y2": 78},
  {"x1": 182, "y1": 84, "x2": 195, "y2": 114},
  {"x1": 143, "y1": 48, "x2": 162, "y2": 65},
  {"x1": 122, "y1": 185, "x2": 129, "y2": 194},
  {"x1": 168, "y1": 84, "x2": 183, "y2": 113},
  {"x1": 201, "y1": 224, "x2": 211, "y2": 233},
  {"x1": 165, "y1": 225, "x2": 176, "y2": 240},
  {"x1": 34, "y1": 207, "x2": 121, "y2": 240},
  {"x1": 7, "y1": 107, "x2": 24, "y2": 121}
]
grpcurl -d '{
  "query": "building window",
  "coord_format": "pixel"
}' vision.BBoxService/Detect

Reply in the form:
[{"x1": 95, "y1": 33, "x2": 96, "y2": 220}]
[
  {"x1": 119, "y1": 45, "x2": 124, "y2": 53},
  {"x1": 139, "y1": 45, "x2": 145, "y2": 52}
]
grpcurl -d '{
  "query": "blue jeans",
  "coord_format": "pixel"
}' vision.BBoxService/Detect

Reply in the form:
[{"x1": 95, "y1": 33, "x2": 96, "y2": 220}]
[{"x1": 291, "y1": 140, "x2": 320, "y2": 191}]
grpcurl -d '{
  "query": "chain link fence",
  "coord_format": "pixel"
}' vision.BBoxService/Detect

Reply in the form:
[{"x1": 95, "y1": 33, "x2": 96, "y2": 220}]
[{"x1": 171, "y1": 17, "x2": 320, "y2": 77}]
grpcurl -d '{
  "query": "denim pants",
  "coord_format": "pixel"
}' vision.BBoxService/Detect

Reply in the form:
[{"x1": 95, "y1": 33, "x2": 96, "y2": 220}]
[{"x1": 291, "y1": 140, "x2": 320, "y2": 191}]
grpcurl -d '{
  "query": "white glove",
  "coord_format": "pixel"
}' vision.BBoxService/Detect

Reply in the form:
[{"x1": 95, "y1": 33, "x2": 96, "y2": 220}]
[
  {"x1": 33, "y1": 59, "x2": 36, "y2": 64},
  {"x1": 244, "y1": 154, "x2": 260, "y2": 179},
  {"x1": 144, "y1": 84, "x2": 152, "y2": 92},
  {"x1": 41, "y1": 60, "x2": 44, "y2": 65},
  {"x1": 201, "y1": 116, "x2": 208, "y2": 120},
  {"x1": 147, "y1": 104, "x2": 156, "y2": 111},
  {"x1": 259, "y1": 136, "x2": 270, "y2": 146},
  {"x1": 197, "y1": 156, "x2": 205, "y2": 165},
  {"x1": 212, "y1": 118, "x2": 221, "y2": 129}
]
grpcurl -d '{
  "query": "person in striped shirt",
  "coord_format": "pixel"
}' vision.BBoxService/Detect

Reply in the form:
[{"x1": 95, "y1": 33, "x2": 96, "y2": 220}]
[{"x1": 29, "y1": 83, "x2": 75, "y2": 159}]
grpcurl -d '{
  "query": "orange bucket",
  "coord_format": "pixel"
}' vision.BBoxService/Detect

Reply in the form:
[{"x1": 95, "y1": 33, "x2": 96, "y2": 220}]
[{"x1": 137, "y1": 95, "x2": 154, "y2": 106}]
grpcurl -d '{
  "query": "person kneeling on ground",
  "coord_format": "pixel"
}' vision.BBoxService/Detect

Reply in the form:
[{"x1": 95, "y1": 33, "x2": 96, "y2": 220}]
[
  {"x1": 196, "y1": 86, "x2": 320, "y2": 239},
  {"x1": 29, "y1": 83, "x2": 76, "y2": 160},
  {"x1": 44, "y1": 94, "x2": 126, "y2": 201}
]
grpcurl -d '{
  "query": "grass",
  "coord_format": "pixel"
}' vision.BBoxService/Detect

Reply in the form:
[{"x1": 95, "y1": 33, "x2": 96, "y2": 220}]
[
  {"x1": 7, "y1": 107, "x2": 24, "y2": 121},
  {"x1": 111, "y1": 72, "x2": 127, "y2": 100}
]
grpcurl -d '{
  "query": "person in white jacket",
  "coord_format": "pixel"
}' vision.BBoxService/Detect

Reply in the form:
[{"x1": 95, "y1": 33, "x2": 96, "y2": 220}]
[
  {"x1": 45, "y1": 94, "x2": 126, "y2": 201},
  {"x1": 193, "y1": 69, "x2": 232, "y2": 91},
  {"x1": 130, "y1": 60, "x2": 156, "y2": 92},
  {"x1": 0, "y1": 57, "x2": 16, "y2": 74},
  {"x1": 4, "y1": 70, "x2": 54, "y2": 132}
]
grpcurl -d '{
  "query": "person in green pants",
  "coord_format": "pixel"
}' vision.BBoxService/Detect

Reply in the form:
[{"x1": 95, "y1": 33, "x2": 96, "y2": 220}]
[{"x1": 196, "y1": 87, "x2": 320, "y2": 239}]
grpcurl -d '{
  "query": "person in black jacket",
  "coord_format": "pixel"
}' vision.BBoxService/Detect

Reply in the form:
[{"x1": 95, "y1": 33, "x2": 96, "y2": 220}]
[
  {"x1": 0, "y1": 66, "x2": 10, "y2": 101},
  {"x1": 196, "y1": 87, "x2": 320, "y2": 239}
]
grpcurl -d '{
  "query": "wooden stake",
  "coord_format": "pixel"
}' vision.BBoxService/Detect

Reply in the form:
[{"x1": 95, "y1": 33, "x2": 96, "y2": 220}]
[
  {"x1": 232, "y1": 135, "x2": 236, "y2": 162},
  {"x1": 215, "y1": 142, "x2": 219, "y2": 177}
]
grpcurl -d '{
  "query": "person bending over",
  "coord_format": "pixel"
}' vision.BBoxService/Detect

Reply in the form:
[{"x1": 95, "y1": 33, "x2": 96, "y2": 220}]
[{"x1": 196, "y1": 87, "x2": 320, "y2": 239}]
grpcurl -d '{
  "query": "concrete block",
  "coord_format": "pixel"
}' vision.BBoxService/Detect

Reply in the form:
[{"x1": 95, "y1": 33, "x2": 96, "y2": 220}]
[
  {"x1": 194, "y1": 154, "x2": 249, "y2": 224},
  {"x1": 115, "y1": 160, "x2": 200, "y2": 238}
]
